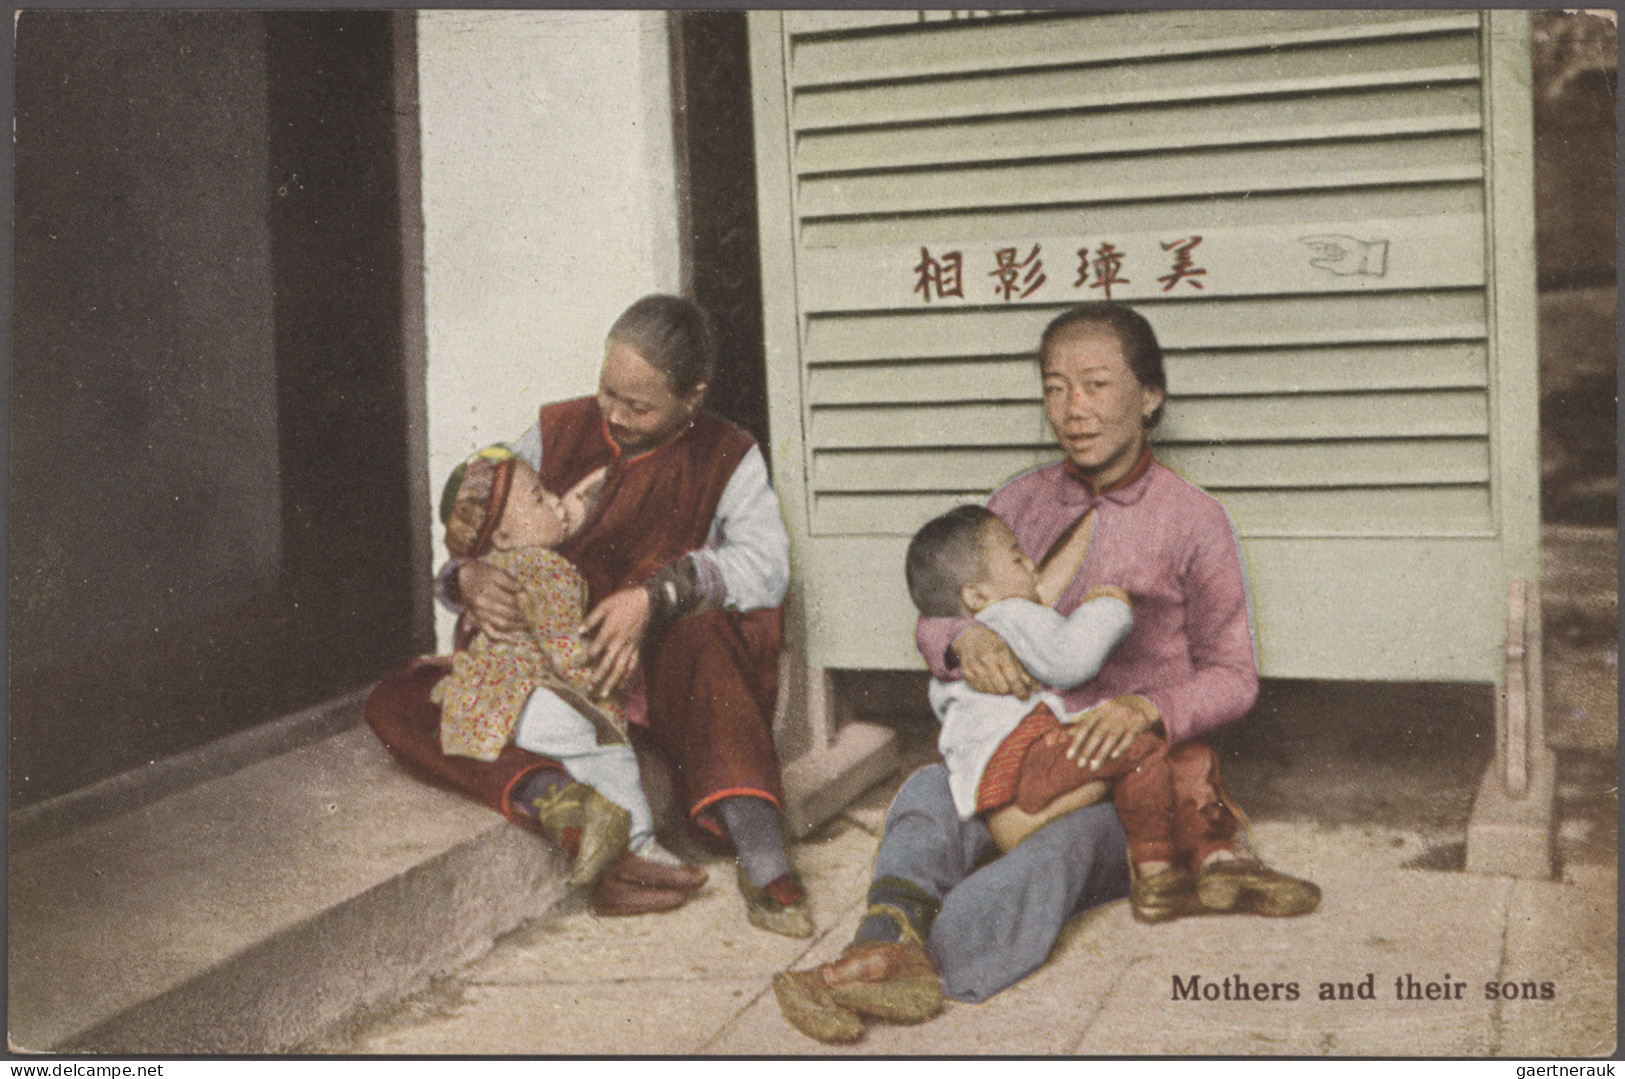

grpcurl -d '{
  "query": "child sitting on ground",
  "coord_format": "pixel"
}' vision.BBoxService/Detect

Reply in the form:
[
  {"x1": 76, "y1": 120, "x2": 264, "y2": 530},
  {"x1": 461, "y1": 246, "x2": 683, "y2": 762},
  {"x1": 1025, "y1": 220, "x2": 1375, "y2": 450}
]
[
  {"x1": 906, "y1": 504, "x2": 1319, "y2": 923},
  {"x1": 434, "y1": 447, "x2": 705, "y2": 899}
]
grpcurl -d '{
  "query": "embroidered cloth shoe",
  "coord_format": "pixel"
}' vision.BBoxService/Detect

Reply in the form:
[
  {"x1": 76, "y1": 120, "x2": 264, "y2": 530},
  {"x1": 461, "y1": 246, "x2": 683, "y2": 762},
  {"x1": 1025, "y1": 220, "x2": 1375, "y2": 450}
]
[
  {"x1": 773, "y1": 937, "x2": 944, "y2": 1043},
  {"x1": 772, "y1": 969, "x2": 864, "y2": 1044},
  {"x1": 736, "y1": 866, "x2": 814, "y2": 938},
  {"x1": 1129, "y1": 864, "x2": 1204, "y2": 924},
  {"x1": 531, "y1": 782, "x2": 631, "y2": 887},
  {"x1": 1196, "y1": 859, "x2": 1321, "y2": 917}
]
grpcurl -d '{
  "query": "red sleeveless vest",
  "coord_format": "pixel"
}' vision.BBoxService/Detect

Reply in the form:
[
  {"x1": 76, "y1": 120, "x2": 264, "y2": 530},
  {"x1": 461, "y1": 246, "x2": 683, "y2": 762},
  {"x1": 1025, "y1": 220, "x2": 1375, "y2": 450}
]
[{"x1": 536, "y1": 397, "x2": 756, "y2": 604}]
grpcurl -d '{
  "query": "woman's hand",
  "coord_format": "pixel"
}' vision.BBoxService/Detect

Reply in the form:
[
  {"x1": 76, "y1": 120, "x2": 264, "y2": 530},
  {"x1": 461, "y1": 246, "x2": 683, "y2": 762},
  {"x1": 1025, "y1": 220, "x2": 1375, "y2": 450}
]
[
  {"x1": 580, "y1": 586, "x2": 653, "y2": 698},
  {"x1": 953, "y1": 623, "x2": 1038, "y2": 698},
  {"x1": 1065, "y1": 695, "x2": 1160, "y2": 770},
  {"x1": 458, "y1": 560, "x2": 528, "y2": 643}
]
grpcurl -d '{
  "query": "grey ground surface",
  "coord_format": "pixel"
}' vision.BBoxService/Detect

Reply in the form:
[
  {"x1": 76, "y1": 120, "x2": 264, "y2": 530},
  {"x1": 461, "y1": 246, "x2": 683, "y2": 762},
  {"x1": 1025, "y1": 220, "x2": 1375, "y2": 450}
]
[{"x1": 305, "y1": 528, "x2": 1618, "y2": 1058}]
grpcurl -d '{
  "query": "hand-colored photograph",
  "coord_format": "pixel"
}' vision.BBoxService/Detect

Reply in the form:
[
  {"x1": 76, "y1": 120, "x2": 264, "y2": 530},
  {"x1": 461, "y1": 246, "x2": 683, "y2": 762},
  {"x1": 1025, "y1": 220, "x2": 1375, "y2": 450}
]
[{"x1": 8, "y1": 7, "x2": 1617, "y2": 1058}]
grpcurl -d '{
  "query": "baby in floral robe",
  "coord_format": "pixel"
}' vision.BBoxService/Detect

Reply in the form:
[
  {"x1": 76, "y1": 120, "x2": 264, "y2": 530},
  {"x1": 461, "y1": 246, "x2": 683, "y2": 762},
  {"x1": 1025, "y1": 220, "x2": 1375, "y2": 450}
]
[
  {"x1": 434, "y1": 543, "x2": 624, "y2": 759},
  {"x1": 432, "y1": 448, "x2": 682, "y2": 883}
]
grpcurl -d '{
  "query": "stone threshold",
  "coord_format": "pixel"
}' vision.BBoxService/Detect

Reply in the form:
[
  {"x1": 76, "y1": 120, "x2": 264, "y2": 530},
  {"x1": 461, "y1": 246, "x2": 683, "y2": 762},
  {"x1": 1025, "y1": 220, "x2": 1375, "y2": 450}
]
[
  {"x1": 11, "y1": 688, "x2": 374, "y2": 854},
  {"x1": 8, "y1": 690, "x2": 573, "y2": 1054}
]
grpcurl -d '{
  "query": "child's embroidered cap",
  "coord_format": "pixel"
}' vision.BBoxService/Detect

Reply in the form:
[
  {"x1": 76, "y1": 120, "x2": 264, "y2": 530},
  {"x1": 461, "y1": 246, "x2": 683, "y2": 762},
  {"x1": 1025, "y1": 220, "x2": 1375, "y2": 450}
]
[{"x1": 440, "y1": 446, "x2": 519, "y2": 559}]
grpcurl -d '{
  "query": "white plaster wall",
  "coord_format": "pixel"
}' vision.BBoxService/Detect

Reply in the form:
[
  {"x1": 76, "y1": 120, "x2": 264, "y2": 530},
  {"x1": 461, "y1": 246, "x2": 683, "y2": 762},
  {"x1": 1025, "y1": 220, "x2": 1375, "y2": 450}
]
[{"x1": 417, "y1": 10, "x2": 680, "y2": 646}]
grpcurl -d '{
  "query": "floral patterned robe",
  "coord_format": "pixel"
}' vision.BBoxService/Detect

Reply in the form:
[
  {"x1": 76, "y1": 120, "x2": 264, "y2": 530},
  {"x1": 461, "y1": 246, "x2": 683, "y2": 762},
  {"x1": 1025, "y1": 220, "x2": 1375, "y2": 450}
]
[{"x1": 432, "y1": 546, "x2": 627, "y2": 761}]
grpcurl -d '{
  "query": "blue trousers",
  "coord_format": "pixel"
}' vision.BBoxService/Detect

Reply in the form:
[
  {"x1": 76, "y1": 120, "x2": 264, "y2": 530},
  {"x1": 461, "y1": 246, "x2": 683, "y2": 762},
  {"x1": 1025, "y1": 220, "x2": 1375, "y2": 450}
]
[{"x1": 872, "y1": 764, "x2": 1130, "y2": 1003}]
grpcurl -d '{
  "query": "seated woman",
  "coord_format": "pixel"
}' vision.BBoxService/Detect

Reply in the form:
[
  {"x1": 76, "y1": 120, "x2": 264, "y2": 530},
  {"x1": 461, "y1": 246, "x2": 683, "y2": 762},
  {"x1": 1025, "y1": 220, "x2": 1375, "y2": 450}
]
[
  {"x1": 367, "y1": 295, "x2": 807, "y2": 932},
  {"x1": 774, "y1": 301, "x2": 1321, "y2": 1043}
]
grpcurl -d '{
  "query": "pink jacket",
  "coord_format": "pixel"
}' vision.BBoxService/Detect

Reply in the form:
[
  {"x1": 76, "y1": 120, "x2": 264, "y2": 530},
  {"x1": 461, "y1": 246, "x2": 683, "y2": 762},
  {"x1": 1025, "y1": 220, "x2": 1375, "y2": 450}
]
[{"x1": 916, "y1": 454, "x2": 1259, "y2": 745}]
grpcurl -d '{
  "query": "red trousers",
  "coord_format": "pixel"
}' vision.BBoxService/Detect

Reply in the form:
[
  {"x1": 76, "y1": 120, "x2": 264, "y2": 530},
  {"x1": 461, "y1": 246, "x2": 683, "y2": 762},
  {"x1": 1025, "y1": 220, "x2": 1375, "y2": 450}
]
[
  {"x1": 975, "y1": 704, "x2": 1241, "y2": 872},
  {"x1": 366, "y1": 607, "x2": 786, "y2": 837}
]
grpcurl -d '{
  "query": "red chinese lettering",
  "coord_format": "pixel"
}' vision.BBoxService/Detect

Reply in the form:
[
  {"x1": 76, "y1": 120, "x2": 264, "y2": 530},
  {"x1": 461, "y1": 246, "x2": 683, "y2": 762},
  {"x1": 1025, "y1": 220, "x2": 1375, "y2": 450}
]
[
  {"x1": 914, "y1": 247, "x2": 965, "y2": 303},
  {"x1": 989, "y1": 244, "x2": 1047, "y2": 301},
  {"x1": 1089, "y1": 243, "x2": 1130, "y2": 299},
  {"x1": 1158, "y1": 236, "x2": 1207, "y2": 292}
]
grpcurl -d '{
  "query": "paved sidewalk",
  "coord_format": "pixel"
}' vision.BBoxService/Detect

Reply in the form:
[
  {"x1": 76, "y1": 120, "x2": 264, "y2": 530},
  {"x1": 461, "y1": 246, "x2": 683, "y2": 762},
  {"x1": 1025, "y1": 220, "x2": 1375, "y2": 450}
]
[
  {"x1": 306, "y1": 526, "x2": 1617, "y2": 1057},
  {"x1": 307, "y1": 777, "x2": 1615, "y2": 1056}
]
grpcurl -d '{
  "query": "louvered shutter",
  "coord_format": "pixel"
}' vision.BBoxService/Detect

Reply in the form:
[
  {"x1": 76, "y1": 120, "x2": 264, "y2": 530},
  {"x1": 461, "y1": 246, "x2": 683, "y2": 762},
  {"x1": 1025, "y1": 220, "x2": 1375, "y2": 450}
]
[{"x1": 750, "y1": 10, "x2": 1539, "y2": 682}]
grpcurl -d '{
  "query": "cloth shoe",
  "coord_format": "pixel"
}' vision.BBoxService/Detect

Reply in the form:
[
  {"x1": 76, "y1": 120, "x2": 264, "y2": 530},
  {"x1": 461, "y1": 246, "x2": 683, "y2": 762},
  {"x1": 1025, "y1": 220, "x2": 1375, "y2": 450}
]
[
  {"x1": 591, "y1": 872, "x2": 689, "y2": 917},
  {"x1": 772, "y1": 970, "x2": 864, "y2": 1044},
  {"x1": 737, "y1": 865, "x2": 813, "y2": 938},
  {"x1": 530, "y1": 781, "x2": 631, "y2": 887},
  {"x1": 773, "y1": 936, "x2": 944, "y2": 1043},
  {"x1": 1129, "y1": 863, "x2": 1205, "y2": 924},
  {"x1": 1196, "y1": 859, "x2": 1321, "y2": 917}
]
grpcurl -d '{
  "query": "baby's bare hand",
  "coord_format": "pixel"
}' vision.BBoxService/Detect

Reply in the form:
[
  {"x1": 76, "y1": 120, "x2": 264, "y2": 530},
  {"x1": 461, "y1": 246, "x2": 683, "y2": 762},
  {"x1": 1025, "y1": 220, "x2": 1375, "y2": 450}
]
[{"x1": 459, "y1": 561, "x2": 527, "y2": 638}]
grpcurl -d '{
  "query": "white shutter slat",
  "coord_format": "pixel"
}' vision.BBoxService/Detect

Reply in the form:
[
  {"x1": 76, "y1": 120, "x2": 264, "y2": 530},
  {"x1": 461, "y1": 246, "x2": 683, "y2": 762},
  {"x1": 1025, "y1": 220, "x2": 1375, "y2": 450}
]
[
  {"x1": 804, "y1": 291, "x2": 1486, "y2": 364},
  {"x1": 1164, "y1": 343, "x2": 1488, "y2": 397},
  {"x1": 813, "y1": 439, "x2": 1489, "y2": 493},
  {"x1": 814, "y1": 486, "x2": 1491, "y2": 537},
  {"x1": 784, "y1": 11, "x2": 939, "y2": 37},
  {"x1": 797, "y1": 84, "x2": 1482, "y2": 177},
  {"x1": 803, "y1": 184, "x2": 1483, "y2": 249},
  {"x1": 810, "y1": 390, "x2": 1487, "y2": 450},
  {"x1": 793, "y1": 33, "x2": 1480, "y2": 132},
  {"x1": 808, "y1": 342, "x2": 1488, "y2": 405},
  {"x1": 1217, "y1": 486, "x2": 1491, "y2": 534},
  {"x1": 790, "y1": 10, "x2": 1477, "y2": 88},
  {"x1": 798, "y1": 135, "x2": 1481, "y2": 220},
  {"x1": 810, "y1": 401, "x2": 1042, "y2": 449},
  {"x1": 1161, "y1": 391, "x2": 1490, "y2": 442}
]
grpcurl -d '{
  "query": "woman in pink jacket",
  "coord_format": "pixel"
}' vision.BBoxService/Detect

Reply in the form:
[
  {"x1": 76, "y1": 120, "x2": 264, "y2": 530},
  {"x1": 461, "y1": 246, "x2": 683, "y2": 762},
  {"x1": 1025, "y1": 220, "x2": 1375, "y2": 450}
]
[{"x1": 774, "y1": 302, "x2": 1321, "y2": 1044}]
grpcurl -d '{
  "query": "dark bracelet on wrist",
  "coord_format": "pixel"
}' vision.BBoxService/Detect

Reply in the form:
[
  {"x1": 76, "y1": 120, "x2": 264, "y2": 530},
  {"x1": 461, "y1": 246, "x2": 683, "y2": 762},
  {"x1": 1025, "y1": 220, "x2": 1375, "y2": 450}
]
[{"x1": 643, "y1": 558, "x2": 701, "y2": 632}]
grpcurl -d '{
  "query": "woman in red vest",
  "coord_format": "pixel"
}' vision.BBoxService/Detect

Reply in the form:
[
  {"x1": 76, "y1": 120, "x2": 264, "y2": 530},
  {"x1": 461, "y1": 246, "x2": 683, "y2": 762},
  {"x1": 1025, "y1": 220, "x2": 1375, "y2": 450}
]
[{"x1": 368, "y1": 295, "x2": 807, "y2": 934}]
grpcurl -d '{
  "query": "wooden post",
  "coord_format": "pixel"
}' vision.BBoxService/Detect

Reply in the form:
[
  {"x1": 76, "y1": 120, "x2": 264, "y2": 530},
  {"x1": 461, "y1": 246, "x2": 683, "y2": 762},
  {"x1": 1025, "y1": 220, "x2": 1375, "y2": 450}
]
[
  {"x1": 1466, "y1": 578, "x2": 1555, "y2": 877},
  {"x1": 1503, "y1": 580, "x2": 1529, "y2": 797}
]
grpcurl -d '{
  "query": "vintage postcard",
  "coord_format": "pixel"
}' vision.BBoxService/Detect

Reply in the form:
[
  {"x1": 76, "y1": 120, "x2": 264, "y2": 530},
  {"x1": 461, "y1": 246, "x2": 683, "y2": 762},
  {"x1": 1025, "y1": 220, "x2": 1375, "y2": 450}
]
[{"x1": 8, "y1": 6, "x2": 1617, "y2": 1060}]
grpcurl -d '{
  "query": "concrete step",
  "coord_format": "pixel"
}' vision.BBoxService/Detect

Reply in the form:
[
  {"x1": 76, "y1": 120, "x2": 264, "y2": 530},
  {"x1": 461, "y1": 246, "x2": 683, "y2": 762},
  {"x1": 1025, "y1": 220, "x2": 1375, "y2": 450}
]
[{"x1": 7, "y1": 705, "x2": 571, "y2": 1053}]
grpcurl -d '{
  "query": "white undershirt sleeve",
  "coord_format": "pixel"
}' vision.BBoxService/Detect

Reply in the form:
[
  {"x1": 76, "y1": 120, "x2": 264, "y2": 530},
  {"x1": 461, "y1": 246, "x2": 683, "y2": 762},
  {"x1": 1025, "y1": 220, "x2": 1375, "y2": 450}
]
[{"x1": 690, "y1": 445, "x2": 791, "y2": 612}]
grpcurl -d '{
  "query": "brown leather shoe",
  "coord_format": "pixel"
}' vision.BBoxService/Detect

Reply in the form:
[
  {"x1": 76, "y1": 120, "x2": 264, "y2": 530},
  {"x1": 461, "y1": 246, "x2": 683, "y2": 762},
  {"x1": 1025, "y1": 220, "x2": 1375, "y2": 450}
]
[
  {"x1": 1197, "y1": 859, "x2": 1321, "y2": 917},
  {"x1": 607, "y1": 849, "x2": 708, "y2": 892},
  {"x1": 1130, "y1": 865, "x2": 1204, "y2": 924},
  {"x1": 592, "y1": 872, "x2": 689, "y2": 917},
  {"x1": 774, "y1": 937, "x2": 944, "y2": 1042}
]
